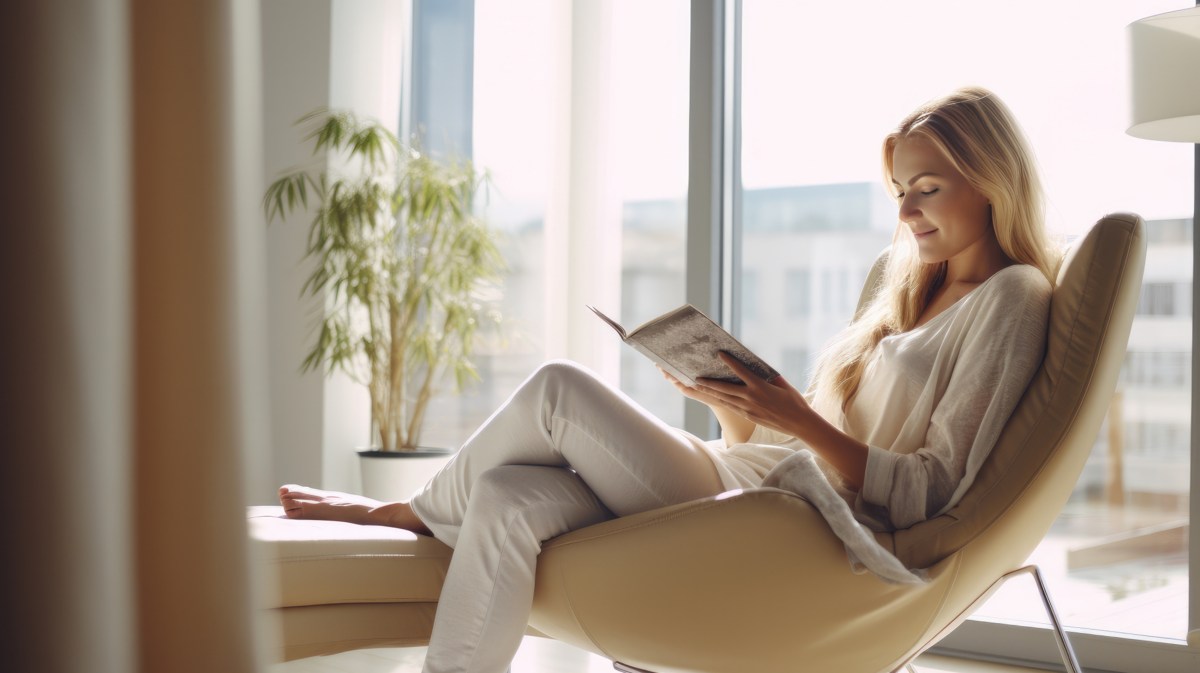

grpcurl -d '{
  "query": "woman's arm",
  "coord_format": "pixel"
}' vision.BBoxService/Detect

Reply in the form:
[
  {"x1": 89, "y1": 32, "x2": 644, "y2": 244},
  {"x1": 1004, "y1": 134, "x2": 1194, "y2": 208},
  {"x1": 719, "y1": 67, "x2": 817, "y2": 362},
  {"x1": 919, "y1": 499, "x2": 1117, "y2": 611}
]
[
  {"x1": 658, "y1": 366, "x2": 756, "y2": 445},
  {"x1": 695, "y1": 353, "x2": 868, "y2": 489},
  {"x1": 710, "y1": 404, "x2": 756, "y2": 446}
]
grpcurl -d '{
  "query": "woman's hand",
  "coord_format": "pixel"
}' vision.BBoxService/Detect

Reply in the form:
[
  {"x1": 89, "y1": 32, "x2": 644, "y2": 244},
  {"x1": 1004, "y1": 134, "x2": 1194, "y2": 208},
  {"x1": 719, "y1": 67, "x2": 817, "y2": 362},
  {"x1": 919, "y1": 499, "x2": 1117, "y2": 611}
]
[
  {"x1": 694, "y1": 352, "x2": 815, "y2": 439},
  {"x1": 658, "y1": 364, "x2": 755, "y2": 444},
  {"x1": 696, "y1": 353, "x2": 868, "y2": 489},
  {"x1": 657, "y1": 365, "x2": 736, "y2": 410}
]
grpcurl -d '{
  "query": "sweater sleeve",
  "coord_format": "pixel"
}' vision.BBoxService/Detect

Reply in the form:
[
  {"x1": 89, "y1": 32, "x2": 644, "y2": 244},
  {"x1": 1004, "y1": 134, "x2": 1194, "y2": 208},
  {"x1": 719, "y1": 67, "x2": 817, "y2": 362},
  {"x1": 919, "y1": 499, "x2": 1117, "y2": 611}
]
[{"x1": 860, "y1": 267, "x2": 1051, "y2": 529}]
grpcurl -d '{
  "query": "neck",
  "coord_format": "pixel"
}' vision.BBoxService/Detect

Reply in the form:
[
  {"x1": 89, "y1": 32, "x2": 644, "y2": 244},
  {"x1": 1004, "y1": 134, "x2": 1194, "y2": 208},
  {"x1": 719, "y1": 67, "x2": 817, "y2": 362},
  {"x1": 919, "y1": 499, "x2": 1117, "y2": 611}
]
[{"x1": 944, "y1": 229, "x2": 1012, "y2": 286}]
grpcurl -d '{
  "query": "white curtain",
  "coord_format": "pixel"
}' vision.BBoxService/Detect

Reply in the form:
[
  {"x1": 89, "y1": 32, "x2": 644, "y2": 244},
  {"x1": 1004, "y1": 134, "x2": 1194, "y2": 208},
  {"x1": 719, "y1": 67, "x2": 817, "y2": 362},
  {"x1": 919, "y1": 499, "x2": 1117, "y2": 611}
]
[{"x1": 2, "y1": 1, "x2": 269, "y2": 672}]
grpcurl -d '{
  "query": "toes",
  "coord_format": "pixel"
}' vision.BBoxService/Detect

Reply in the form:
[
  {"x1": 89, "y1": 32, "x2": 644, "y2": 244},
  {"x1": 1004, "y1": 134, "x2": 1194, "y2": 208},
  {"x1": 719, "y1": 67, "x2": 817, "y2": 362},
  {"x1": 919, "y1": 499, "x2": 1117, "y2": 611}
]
[
  {"x1": 281, "y1": 501, "x2": 305, "y2": 519},
  {"x1": 279, "y1": 486, "x2": 317, "y2": 516}
]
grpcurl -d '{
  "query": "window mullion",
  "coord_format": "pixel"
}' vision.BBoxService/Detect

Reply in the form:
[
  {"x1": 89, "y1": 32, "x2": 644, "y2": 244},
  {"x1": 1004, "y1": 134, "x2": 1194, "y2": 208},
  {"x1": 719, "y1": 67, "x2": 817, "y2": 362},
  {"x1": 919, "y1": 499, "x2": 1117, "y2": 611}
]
[
  {"x1": 1188, "y1": 140, "x2": 1199, "y2": 649},
  {"x1": 684, "y1": 0, "x2": 735, "y2": 438}
]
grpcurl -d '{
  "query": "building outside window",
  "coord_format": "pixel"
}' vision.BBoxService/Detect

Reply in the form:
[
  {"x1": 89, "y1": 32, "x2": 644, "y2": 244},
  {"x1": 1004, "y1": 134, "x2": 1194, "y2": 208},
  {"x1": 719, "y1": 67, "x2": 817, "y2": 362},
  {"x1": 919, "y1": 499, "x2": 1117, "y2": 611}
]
[
  {"x1": 740, "y1": 270, "x2": 759, "y2": 322},
  {"x1": 784, "y1": 269, "x2": 810, "y2": 318}
]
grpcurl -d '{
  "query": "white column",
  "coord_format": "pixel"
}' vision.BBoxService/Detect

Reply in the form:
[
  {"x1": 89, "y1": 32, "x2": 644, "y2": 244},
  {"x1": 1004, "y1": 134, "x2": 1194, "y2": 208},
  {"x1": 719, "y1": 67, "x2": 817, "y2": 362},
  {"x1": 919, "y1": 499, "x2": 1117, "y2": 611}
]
[
  {"x1": 260, "y1": 0, "x2": 408, "y2": 495},
  {"x1": 545, "y1": 0, "x2": 623, "y2": 383},
  {"x1": 323, "y1": 0, "x2": 406, "y2": 492},
  {"x1": 261, "y1": 0, "x2": 332, "y2": 499}
]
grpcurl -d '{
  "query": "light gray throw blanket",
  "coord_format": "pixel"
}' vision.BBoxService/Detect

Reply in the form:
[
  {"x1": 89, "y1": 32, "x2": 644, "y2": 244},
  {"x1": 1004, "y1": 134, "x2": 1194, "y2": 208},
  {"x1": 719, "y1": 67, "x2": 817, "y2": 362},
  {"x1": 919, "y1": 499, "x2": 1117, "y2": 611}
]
[{"x1": 762, "y1": 449, "x2": 926, "y2": 584}]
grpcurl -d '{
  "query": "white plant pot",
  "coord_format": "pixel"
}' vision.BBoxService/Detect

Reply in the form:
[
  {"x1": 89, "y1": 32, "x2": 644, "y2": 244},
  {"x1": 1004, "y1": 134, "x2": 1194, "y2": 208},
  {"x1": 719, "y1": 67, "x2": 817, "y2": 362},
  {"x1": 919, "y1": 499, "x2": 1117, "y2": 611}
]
[{"x1": 358, "y1": 448, "x2": 455, "y2": 503}]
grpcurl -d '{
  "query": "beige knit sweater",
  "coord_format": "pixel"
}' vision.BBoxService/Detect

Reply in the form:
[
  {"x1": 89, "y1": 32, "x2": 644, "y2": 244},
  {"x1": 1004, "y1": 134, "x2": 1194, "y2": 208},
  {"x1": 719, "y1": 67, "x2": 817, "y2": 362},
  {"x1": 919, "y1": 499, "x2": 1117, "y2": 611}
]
[{"x1": 690, "y1": 263, "x2": 1052, "y2": 531}]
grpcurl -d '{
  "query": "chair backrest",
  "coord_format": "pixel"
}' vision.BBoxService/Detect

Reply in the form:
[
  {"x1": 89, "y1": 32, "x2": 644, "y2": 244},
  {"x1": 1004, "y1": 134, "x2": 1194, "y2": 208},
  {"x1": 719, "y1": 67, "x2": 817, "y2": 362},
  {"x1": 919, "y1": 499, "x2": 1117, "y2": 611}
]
[{"x1": 857, "y1": 214, "x2": 1146, "y2": 569}]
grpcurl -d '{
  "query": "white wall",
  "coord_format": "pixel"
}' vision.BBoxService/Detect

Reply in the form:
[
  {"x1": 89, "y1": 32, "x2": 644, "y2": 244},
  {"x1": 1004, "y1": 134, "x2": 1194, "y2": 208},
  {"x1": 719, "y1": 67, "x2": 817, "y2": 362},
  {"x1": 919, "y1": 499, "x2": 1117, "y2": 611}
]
[
  {"x1": 321, "y1": 0, "x2": 406, "y2": 495},
  {"x1": 258, "y1": 0, "x2": 405, "y2": 500},
  {"x1": 260, "y1": 0, "x2": 331, "y2": 502}
]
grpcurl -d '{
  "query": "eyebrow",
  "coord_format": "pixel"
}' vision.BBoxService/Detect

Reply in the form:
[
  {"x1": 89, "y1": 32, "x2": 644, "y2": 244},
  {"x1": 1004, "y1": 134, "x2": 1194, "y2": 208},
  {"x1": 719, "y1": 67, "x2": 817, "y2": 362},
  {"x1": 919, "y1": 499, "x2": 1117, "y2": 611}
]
[{"x1": 891, "y1": 171, "x2": 942, "y2": 187}]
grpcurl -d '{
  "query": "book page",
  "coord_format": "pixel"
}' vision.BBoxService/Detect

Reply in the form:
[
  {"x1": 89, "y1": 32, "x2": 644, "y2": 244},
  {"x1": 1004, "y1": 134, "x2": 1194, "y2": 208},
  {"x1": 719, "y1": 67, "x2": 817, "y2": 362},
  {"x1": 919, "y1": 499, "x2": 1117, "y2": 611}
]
[{"x1": 587, "y1": 305, "x2": 627, "y2": 340}]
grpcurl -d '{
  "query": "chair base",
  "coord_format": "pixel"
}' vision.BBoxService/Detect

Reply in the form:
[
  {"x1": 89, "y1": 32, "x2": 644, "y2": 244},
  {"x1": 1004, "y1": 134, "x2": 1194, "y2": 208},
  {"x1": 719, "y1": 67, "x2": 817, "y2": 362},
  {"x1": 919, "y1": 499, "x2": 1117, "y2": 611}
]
[
  {"x1": 1019, "y1": 564, "x2": 1083, "y2": 673},
  {"x1": 898, "y1": 565, "x2": 1081, "y2": 673},
  {"x1": 611, "y1": 565, "x2": 1081, "y2": 673}
]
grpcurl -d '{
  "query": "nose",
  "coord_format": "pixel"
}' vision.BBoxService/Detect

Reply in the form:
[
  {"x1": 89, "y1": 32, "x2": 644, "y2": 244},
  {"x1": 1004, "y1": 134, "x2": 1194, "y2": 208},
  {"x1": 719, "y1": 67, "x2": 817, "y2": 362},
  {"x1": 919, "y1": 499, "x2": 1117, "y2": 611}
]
[{"x1": 898, "y1": 193, "x2": 920, "y2": 222}]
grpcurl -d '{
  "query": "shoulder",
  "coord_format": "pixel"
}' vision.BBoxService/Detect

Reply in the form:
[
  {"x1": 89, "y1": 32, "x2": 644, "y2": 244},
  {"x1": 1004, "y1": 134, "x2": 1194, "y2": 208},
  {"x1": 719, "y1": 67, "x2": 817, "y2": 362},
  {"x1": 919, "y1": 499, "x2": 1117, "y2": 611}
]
[
  {"x1": 979, "y1": 264, "x2": 1052, "y2": 306},
  {"x1": 986, "y1": 263, "x2": 1051, "y2": 291},
  {"x1": 958, "y1": 265, "x2": 1051, "y2": 342}
]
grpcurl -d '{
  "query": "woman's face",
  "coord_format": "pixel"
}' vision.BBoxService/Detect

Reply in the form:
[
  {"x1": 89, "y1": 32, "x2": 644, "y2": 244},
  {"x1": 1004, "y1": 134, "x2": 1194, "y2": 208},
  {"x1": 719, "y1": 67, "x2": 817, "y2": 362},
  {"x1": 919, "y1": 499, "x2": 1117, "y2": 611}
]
[{"x1": 890, "y1": 135, "x2": 994, "y2": 268}]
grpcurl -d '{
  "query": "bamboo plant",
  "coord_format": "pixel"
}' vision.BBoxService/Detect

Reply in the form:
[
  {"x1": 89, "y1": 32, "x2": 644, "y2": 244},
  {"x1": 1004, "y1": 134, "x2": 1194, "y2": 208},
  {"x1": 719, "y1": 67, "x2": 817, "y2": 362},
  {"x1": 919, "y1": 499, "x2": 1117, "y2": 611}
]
[{"x1": 265, "y1": 109, "x2": 504, "y2": 451}]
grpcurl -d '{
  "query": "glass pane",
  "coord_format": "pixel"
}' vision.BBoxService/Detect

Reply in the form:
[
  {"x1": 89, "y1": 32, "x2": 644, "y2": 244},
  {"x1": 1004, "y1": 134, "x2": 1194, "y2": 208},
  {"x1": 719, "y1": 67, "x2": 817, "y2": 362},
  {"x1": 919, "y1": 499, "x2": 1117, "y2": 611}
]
[
  {"x1": 415, "y1": 0, "x2": 554, "y2": 448},
  {"x1": 740, "y1": 0, "x2": 1192, "y2": 640},
  {"x1": 615, "y1": 1, "x2": 690, "y2": 428},
  {"x1": 416, "y1": 0, "x2": 690, "y2": 444}
]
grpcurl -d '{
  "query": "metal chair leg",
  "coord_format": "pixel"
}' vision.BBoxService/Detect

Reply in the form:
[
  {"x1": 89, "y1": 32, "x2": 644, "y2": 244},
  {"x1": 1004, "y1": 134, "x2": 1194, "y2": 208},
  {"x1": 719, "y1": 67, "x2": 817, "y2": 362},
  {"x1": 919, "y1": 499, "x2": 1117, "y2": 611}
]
[{"x1": 1017, "y1": 564, "x2": 1083, "y2": 673}]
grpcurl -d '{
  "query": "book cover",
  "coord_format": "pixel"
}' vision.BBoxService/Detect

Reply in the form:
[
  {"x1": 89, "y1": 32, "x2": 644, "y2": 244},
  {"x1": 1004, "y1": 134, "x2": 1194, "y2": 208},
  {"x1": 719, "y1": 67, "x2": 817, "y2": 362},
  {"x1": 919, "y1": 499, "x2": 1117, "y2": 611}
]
[{"x1": 588, "y1": 304, "x2": 779, "y2": 387}]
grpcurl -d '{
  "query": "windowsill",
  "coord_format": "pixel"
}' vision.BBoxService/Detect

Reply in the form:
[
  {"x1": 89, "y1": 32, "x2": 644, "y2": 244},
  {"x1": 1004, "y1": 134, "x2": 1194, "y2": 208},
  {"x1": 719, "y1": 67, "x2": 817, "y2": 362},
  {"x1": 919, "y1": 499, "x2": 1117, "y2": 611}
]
[{"x1": 934, "y1": 617, "x2": 1199, "y2": 673}]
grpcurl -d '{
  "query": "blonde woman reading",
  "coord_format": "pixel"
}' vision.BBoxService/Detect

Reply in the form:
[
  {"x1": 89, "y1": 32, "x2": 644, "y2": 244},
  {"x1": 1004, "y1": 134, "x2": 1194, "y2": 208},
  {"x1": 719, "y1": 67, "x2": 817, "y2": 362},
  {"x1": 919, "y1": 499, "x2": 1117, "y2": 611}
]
[{"x1": 279, "y1": 86, "x2": 1055, "y2": 673}]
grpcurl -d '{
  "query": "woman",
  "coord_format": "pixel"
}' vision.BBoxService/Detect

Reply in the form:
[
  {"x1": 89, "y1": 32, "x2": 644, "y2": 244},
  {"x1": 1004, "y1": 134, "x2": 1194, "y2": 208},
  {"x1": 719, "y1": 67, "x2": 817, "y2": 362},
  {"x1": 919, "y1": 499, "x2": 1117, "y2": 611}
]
[{"x1": 279, "y1": 86, "x2": 1056, "y2": 673}]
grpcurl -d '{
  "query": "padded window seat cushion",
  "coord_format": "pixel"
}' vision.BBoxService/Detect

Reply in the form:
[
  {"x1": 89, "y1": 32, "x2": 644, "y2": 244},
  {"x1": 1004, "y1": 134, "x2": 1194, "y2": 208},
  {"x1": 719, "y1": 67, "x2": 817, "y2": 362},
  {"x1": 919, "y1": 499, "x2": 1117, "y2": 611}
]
[{"x1": 248, "y1": 505, "x2": 452, "y2": 608}]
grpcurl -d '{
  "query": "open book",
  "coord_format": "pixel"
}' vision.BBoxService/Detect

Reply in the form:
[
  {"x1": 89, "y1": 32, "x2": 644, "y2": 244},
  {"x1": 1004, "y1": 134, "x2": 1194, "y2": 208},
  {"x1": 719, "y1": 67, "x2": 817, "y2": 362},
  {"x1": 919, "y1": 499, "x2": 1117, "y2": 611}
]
[{"x1": 588, "y1": 304, "x2": 779, "y2": 387}]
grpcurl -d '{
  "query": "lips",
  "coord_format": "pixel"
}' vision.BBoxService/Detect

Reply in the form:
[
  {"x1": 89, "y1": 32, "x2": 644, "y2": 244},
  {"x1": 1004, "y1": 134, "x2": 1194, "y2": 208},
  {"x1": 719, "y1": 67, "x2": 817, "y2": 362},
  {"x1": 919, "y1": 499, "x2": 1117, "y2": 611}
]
[{"x1": 912, "y1": 229, "x2": 937, "y2": 238}]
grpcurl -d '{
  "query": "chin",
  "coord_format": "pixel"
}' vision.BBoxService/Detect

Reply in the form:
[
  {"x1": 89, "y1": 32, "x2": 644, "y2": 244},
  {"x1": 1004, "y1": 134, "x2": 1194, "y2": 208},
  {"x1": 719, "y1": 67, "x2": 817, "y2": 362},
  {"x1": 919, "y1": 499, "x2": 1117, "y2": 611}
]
[{"x1": 915, "y1": 250, "x2": 944, "y2": 265}]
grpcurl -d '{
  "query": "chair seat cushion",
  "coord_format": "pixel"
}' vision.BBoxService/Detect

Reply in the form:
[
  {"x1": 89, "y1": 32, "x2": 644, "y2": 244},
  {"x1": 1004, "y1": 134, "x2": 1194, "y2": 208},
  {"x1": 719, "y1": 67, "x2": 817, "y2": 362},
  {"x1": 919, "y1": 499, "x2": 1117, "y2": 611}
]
[{"x1": 248, "y1": 505, "x2": 452, "y2": 608}]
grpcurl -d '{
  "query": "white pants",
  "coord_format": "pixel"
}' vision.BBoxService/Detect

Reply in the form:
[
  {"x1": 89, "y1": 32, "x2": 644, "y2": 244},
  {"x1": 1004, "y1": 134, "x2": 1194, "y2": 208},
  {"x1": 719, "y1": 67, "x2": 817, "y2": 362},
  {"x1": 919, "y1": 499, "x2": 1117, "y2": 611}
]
[{"x1": 408, "y1": 360, "x2": 725, "y2": 673}]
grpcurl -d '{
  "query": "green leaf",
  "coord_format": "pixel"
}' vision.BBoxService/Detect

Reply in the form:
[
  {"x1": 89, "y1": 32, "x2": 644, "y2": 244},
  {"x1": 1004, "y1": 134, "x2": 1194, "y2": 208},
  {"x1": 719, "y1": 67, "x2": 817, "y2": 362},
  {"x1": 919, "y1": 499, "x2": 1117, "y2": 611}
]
[{"x1": 268, "y1": 106, "x2": 510, "y2": 444}]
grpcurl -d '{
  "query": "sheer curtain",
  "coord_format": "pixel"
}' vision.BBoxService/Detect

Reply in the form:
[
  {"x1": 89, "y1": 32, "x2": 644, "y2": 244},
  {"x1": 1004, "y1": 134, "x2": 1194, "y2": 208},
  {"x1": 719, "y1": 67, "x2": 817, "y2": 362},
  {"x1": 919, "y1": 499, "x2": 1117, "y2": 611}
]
[{"x1": 2, "y1": 1, "x2": 269, "y2": 672}]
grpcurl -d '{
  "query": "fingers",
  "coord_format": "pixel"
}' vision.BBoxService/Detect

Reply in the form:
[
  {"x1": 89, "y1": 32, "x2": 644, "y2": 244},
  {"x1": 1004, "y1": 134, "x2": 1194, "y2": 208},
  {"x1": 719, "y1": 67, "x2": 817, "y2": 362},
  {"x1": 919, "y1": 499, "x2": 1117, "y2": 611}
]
[
  {"x1": 715, "y1": 351, "x2": 766, "y2": 386},
  {"x1": 698, "y1": 356, "x2": 787, "y2": 419},
  {"x1": 658, "y1": 365, "x2": 747, "y2": 414},
  {"x1": 692, "y1": 383, "x2": 751, "y2": 415},
  {"x1": 680, "y1": 382, "x2": 730, "y2": 408},
  {"x1": 695, "y1": 376, "x2": 750, "y2": 400},
  {"x1": 660, "y1": 367, "x2": 709, "y2": 400},
  {"x1": 711, "y1": 352, "x2": 797, "y2": 395},
  {"x1": 658, "y1": 365, "x2": 690, "y2": 392}
]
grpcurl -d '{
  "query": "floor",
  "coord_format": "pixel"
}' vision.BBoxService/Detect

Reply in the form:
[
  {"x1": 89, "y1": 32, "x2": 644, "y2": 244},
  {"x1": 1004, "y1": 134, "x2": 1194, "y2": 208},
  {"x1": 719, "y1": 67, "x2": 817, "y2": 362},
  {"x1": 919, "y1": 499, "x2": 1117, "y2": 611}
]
[{"x1": 269, "y1": 636, "x2": 1047, "y2": 673}]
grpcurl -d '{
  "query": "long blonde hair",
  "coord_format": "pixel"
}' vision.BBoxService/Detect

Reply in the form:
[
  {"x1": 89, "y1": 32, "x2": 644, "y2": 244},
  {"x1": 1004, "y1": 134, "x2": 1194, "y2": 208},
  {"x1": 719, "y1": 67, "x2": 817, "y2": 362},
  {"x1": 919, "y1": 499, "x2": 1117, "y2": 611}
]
[{"x1": 811, "y1": 86, "x2": 1057, "y2": 411}]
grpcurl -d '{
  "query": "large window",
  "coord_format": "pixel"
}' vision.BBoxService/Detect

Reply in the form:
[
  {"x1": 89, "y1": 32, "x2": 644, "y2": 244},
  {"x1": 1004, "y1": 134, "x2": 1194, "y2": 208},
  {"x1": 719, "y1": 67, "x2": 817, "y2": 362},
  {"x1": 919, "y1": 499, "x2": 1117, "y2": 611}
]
[
  {"x1": 406, "y1": 1, "x2": 1195, "y2": 668},
  {"x1": 737, "y1": 0, "x2": 1193, "y2": 659}
]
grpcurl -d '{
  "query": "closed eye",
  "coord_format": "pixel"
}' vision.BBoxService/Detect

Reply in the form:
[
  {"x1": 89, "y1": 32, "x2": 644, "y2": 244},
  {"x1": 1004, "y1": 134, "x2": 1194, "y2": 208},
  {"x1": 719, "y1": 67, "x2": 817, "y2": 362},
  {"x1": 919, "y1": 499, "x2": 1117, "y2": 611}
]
[{"x1": 895, "y1": 188, "x2": 939, "y2": 199}]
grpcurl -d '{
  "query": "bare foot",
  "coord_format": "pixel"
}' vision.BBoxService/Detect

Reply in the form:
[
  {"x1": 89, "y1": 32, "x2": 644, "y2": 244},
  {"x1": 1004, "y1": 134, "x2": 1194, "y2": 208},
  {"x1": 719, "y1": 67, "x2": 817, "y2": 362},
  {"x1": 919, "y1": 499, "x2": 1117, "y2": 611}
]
[{"x1": 278, "y1": 485, "x2": 431, "y2": 535}]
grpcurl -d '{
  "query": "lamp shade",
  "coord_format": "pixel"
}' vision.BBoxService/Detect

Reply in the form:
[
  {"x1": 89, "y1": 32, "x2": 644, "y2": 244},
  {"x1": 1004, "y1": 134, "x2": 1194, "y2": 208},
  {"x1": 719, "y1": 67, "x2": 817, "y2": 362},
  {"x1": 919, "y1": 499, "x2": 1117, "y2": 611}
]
[{"x1": 1127, "y1": 5, "x2": 1200, "y2": 142}]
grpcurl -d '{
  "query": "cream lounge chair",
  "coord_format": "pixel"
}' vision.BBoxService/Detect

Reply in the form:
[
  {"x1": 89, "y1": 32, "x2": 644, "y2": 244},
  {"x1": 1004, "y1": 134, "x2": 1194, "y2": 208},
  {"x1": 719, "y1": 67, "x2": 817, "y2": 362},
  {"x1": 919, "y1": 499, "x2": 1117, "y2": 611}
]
[{"x1": 249, "y1": 212, "x2": 1145, "y2": 672}]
